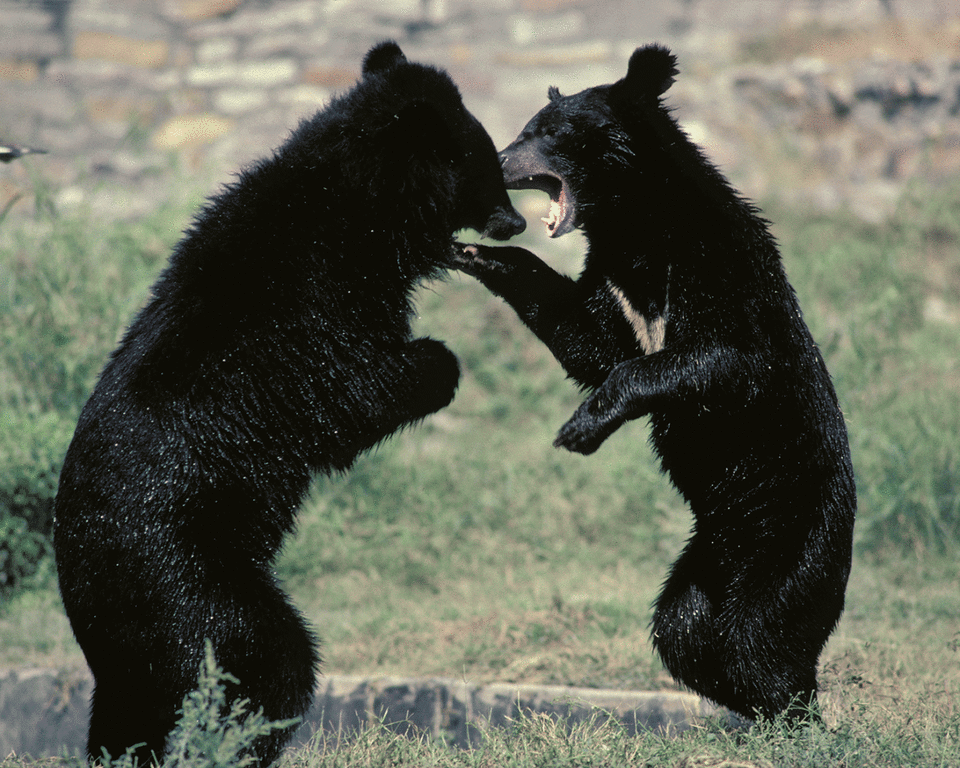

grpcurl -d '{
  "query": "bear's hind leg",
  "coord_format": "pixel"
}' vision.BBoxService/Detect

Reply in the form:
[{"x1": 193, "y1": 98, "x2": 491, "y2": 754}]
[
  {"x1": 83, "y1": 567, "x2": 318, "y2": 767},
  {"x1": 206, "y1": 571, "x2": 319, "y2": 766},
  {"x1": 653, "y1": 538, "x2": 823, "y2": 723},
  {"x1": 87, "y1": 678, "x2": 175, "y2": 765},
  {"x1": 723, "y1": 569, "x2": 826, "y2": 724},
  {"x1": 650, "y1": 542, "x2": 726, "y2": 704}
]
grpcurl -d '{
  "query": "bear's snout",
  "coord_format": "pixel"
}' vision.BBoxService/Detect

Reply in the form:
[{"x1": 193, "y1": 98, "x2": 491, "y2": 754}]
[{"x1": 482, "y1": 204, "x2": 526, "y2": 240}]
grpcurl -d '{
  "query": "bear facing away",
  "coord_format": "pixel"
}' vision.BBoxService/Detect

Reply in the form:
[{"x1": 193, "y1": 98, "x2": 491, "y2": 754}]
[
  {"x1": 455, "y1": 45, "x2": 856, "y2": 723},
  {"x1": 53, "y1": 40, "x2": 524, "y2": 766}
]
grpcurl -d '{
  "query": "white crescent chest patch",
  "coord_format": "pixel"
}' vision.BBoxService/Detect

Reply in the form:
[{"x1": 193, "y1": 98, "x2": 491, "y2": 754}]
[{"x1": 606, "y1": 280, "x2": 667, "y2": 355}]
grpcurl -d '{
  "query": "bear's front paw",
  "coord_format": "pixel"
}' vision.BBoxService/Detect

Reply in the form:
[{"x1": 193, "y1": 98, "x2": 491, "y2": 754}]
[
  {"x1": 451, "y1": 243, "x2": 527, "y2": 278},
  {"x1": 404, "y1": 338, "x2": 461, "y2": 416},
  {"x1": 553, "y1": 416, "x2": 609, "y2": 455},
  {"x1": 450, "y1": 243, "x2": 486, "y2": 275},
  {"x1": 553, "y1": 397, "x2": 623, "y2": 455}
]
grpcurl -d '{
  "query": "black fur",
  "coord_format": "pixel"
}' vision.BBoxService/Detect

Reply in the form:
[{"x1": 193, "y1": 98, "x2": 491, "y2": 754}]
[
  {"x1": 53, "y1": 40, "x2": 523, "y2": 766},
  {"x1": 455, "y1": 44, "x2": 855, "y2": 723}
]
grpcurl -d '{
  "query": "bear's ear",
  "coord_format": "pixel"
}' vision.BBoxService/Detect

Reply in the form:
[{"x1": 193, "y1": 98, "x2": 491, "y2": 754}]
[
  {"x1": 621, "y1": 44, "x2": 678, "y2": 99},
  {"x1": 547, "y1": 86, "x2": 562, "y2": 102},
  {"x1": 363, "y1": 40, "x2": 407, "y2": 77}
]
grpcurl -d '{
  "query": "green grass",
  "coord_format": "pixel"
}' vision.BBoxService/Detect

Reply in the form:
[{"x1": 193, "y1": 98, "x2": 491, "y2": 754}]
[
  {"x1": 0, "y1": 179, "x2": 198, "y2": 592},
  {"x1": 1, "y1": 179, "x2": 959, "y2": 766}
]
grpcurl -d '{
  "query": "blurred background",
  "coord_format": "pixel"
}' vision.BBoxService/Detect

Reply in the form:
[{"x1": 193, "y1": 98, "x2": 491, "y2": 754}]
[{"x1": 1, "y1": 0, "x2": 959, "y2": 224}]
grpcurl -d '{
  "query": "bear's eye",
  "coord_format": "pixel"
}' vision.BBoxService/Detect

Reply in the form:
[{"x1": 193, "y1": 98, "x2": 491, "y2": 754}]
[{"x1": 538, "y1": 123, "x2": 560, "y2": 139}]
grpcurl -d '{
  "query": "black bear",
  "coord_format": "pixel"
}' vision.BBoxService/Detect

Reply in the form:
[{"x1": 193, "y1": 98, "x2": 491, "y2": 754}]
[
  {"x1": 53, "y1": 40, "x2": 524, "y2": 766},
  {"x1": 455, "y1": 44, "x2": 856, "y2": 723}
]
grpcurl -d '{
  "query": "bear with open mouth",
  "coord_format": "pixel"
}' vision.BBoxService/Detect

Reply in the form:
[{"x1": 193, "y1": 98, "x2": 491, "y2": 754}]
[{"x1": 455, "y1": 44, "x2": 856, "y2": 724}]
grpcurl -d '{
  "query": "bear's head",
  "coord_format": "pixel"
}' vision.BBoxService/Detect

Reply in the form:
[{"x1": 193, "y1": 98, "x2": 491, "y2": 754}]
[
  {"x1": 360, "y1": 41, "x2": 525, "y2": 242},
  {"x1": 498, "y1": 44, "x2": 679, "y2": 238}
]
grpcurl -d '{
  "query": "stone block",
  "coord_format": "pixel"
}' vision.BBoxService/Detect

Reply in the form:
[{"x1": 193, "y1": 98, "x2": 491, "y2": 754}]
[
  {"x1": 73, "y1": 30, "x2": 170, "y2": 69},
  {"x1": 214, "y1": 88, "x2": 269, "y2": 115},
  {"x1": 509, "y1": 11, "x2": 585, "y2": 46},
  {"x1": 0, "y1": 80, "x2": 78, "y2": 126},
  {"x1": 468, "y1": 681, "x2": 722, "y2": 736},
  {"x1": 519, "y1": 0, "x2": 588, "y2": 9},
  {"x1": 0, "y1": 31, "x2": 62, "y2": 60},
  {"x1": 0, "y1": 2, "x2": 51, "y2": 34},
  {"x1": 83, "y1": 94, "x2": 160, "y2": 126},
  {"x1": 151, "y1": 113, "x2": 234, "y2": 149},
  {"x1": 69, "y1": 2, "x2": 169, "y2": 39},
  {"x1": 277, "y1": 85, "x2": 332, "y2": 109},
  {"x1": 245, "y1": 29, "x2": 331, "y2": 60},
  {"x1": 302, "y1": 65, "x2": 359, "y2": 90},
  {"x1": 164, "y1": 0, "x2": 242, "y2": 22},
  {"x1": 187, "y1": 59, "x2": 297, "y2": 88},
  {"x1": 35, "y1": 123, "x2": 95, "y2": 156},
  {"x1": 440, "y1": 679, "x2": 477, "y2": 747},
  {"x1": 243, "y1": 1, "x2": 322, "y2": 30},
  {"x1": 0, "y1": 0, "x2": 57, "y2": 58},
  {"x1": 0, "y1": 0, "x2": 61, "y2": 60},
  {"x1": 196, "y1": 37, "x2": 239, "y2": 64},
  {"x1": 298, "y1": 675, "x2": 370, "y2": 746},
  {"x1": 0, "y1": 668, "x2": 91, "y2": 760},
  {"x1": 0, "y1": 59, "x2": 41, "y2": 82},
  {"x1": 371, "y1": 678, "x2": 441, "y2": 737},
  {"x1": 181, "y1": 0, "x2": 317, "y2": 39},
  {"x1": 495, "y1": 41, "x2": 613, "y2": 68}
]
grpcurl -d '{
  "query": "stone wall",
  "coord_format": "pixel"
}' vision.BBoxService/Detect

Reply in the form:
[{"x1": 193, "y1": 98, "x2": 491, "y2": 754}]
[
  {"x1": 1, "y1": 0, "x2": 959, "y2": 222},
  {"x1": 1, "y1": 0, "x2": 394, "y2": 217},
  {"x1": 683, "y1": 48, "x2": 960, "y2": 219}
]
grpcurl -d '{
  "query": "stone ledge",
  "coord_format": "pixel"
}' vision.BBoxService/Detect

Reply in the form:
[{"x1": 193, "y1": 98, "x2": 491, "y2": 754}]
[
  {"x1": 302, "y1": 675, "x2": 729, "y2": 748},
  {"x1": 0, "y1": 668, "x2": 729, "y2": 758}
]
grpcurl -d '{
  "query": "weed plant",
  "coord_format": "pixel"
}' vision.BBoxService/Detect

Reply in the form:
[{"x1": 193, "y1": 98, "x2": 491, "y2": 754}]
[
  {"x1": 0, "y1": 179, "x2": 958, "y2": 766},
  {"x1": 161, "y1": 642, "x2": 299, "y2": 768}
]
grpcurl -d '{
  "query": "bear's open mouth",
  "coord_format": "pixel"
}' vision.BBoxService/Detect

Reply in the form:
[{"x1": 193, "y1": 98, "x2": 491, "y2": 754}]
[{"x1": 505, "y1": 173, "x2": 577, "y2": 238}]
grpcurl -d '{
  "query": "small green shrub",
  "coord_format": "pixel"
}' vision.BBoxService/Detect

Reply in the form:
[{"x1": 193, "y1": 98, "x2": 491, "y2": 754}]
[
  {"x1": 0, "y1": 409, "x2": 74, "y2": 590},
  {"x1": 164, "y1": 642, "x2": 299, "y2": 768}
]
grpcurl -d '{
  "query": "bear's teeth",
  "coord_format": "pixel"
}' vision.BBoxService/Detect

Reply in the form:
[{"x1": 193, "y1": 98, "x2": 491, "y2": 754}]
[{"x1": 542, "y1": 199, "x2": 561, "y2": 233}]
